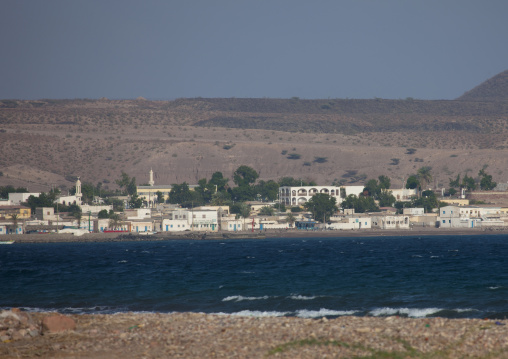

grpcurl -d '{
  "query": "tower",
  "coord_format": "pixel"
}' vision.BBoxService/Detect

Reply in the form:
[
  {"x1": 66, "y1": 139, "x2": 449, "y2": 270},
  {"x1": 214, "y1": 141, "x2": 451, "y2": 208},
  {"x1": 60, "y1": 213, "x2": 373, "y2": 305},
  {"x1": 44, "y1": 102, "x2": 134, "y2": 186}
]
[
  {"x1": 149, "y1": 169, "x2": 154, "y2": 186},
  {"x1": 75, "y1": 177, "x2": 82, "y2": 198}
]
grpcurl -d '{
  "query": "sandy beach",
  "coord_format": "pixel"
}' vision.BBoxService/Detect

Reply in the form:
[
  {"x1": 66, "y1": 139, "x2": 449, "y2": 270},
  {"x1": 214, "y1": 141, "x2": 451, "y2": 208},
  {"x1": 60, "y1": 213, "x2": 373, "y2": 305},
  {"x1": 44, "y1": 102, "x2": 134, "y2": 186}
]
[
  {"x1": 4, "y1": 226, "x2": 508, "y2": 244},
  {"x1": 1, "y1": 310, "x2": 508, "y2": 358}
]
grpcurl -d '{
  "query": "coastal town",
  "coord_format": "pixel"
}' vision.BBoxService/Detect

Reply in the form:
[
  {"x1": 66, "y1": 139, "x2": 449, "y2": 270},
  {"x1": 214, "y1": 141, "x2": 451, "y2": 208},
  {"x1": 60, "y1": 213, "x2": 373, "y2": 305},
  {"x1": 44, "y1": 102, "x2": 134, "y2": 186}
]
[{"x1": 2, "y1": 166, "x2": 508, "y2": 239}]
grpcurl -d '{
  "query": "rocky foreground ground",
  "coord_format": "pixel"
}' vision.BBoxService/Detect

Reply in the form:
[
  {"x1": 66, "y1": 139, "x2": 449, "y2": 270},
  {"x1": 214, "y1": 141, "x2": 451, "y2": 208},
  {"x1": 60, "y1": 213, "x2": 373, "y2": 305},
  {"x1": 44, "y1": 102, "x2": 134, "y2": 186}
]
[{"x1": 1, "y1": 309, "x2": 507, "y2": 358}]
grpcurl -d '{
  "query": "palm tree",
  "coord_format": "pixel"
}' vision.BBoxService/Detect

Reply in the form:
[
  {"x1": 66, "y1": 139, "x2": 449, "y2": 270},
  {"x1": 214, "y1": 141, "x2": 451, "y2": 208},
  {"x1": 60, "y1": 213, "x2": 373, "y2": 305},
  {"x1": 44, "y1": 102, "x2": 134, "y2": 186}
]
[
  {"x1": 286, "y1": 212, "x2": 296, "y2": 228},
  {"x1": 417, "y1": 166, "x2": 433, "y2": 194},
  {"x1": 9, "y1": 214, "x2": 19, "y2": 234}
]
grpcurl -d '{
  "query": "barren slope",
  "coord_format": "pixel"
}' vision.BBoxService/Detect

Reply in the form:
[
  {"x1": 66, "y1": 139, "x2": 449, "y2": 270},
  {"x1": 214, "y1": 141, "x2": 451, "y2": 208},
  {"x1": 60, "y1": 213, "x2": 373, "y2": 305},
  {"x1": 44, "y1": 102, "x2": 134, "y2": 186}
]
[{"x1": 1, "y1": 96, "x2": 507, "y2": 193}]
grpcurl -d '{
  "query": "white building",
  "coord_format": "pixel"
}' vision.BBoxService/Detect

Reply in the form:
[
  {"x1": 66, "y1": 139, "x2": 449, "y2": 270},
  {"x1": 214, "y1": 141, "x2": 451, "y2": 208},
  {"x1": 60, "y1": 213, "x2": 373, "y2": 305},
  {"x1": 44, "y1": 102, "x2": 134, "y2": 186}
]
[
  {"x1": 279, "y1": 185, "x2": 364, "y2": 206},
  {"x1": 371, "y1": 215, "x2": 410, "y2": 229},
  {"x1": 8, "y1": 192, "x2": 40, "y2": 205},
  {"x1": 161, "y1": 208, "x2": 219, "y2": 232},
  {"x1": 439, "y1": 205, "x2": 466, "y2": 228},
  {"x1": 81, "y1": 204, "x2": 113, "y2": 215},
  {"x1": 328, "y1": 215, "x2": 372, "y2": 230},
  {"x1": 391, "y1": 188, "x2": 418, "y2": 201},
  {"x1": 57, "y1": 177, "x2": 83, "y2": 206}
]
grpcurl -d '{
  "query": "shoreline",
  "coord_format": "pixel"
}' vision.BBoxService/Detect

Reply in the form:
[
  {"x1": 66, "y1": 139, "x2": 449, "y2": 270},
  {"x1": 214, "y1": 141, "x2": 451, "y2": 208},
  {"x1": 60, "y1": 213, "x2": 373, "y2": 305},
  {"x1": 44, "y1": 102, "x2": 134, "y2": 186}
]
[
  {"x1": 3, "y1": 227, "x2": 508, "y2": 243},
  {"x1": 1, "y1": 310, "x2": 507, "y2": 358}
]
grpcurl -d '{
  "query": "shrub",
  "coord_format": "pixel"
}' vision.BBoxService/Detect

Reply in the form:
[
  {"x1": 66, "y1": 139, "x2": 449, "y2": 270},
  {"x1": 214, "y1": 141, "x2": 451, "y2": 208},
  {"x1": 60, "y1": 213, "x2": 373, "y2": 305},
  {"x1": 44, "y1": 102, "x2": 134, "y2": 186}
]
[
  {"x1": 287, "y1": 153, "x2": 301, "y2": 160},
  {"x1": 313, "y1": 157, "x2": 328, "y2": 163}
]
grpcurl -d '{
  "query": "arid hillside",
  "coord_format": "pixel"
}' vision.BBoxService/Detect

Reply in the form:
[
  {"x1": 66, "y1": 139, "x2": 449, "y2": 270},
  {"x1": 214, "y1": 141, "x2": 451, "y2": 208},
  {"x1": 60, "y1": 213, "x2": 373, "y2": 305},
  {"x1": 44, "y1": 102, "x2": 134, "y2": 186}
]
[{"x1": 1, "y1": 71, "x2": 508, "y2": 193}]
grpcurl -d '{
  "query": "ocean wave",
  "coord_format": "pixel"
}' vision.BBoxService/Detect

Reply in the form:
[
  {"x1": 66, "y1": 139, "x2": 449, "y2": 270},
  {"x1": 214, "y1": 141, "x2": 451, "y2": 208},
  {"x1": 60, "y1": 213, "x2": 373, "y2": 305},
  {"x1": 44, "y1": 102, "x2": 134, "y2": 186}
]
[
  {"x1": 370, "y1": 307, "x2": 442, "y2": 318},
  {"x1": 289, "y1": 295, "x2": 316, "y2": 300},
  {"x1": 222, "y1": 295, "x2": 270, "y2": 302},
  {"x1": 228, "y1": 310, "x2": 289, "y2": 317},
  {"x1": 296, "y1": 309, "x2": 357, "y2": 318}
]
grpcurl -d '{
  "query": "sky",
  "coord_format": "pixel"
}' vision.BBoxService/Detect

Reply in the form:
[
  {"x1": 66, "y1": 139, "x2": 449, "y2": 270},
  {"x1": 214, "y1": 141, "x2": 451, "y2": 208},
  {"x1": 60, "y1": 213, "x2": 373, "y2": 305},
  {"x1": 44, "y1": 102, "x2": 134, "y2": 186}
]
[{"x1": 1, "y1": 1, "x2": 508, "y2": 100}]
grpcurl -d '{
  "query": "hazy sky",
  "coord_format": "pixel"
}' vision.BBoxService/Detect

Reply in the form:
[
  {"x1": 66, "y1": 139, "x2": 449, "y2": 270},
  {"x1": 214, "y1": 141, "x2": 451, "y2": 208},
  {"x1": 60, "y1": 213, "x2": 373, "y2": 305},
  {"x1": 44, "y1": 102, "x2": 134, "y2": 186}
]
[{"x1": 2, "y1": 1, "x2": 508, "y2": 100}]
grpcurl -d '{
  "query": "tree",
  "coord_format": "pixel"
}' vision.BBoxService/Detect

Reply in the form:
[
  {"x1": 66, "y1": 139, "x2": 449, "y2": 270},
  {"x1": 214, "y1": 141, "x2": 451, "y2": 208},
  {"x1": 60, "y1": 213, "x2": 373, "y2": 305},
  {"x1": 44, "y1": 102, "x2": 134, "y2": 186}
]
[
  {"x1": 116, "y1": 171, "x2": 137, "y2": 195},
  {"x1": 105, "y1": 198, "x2": 124, "y2": 212},
  {"x1": 478, "y1": 168, "x2": 496, "y2": 190},
  {"x1": 259, "y1": 206, "x2": 275, "y2": 216},
  {"x1": 304, "y1": 193, "x2": 338, "y2": 222},
  {"x1": 9, "y1": 214, "x2": 19, "y2": 234},
  {"x1": 108, "y1": 213, "x2": 123, "y2": 230},
  {"x1": 378, "y1": 189, "x2": 396, "y2": 207},
  {"x1": 155, "y1": 191, "x2": 164, "y2": 204},
  {"x1": 412, "y1": 190, "x2": 440, "y2": 213},
  {"x1": 168, "y1": 182, "x2": 193, "y2": 205},
  {"x1": 0, "y1": 186, "x2": 28, "y2": 199},
  {"x1": 116, "y1": 171, "x2": 131, "y2": 191},
  {"x1": 378, "y1": 175, "x2": 391, "y2": 190},
  {"x1": 449, "y1": 174, "x2": 461, "y2": 189},
  {"x1": 98, "y1": 209, "x2": 110, "y2": 219},
  {"x1": 74, "y1": 211, "x2": 82, "y2": 229},
  {"x1": 341, "y1": 194, "x2": 379, "y2": 213},
  {"x1": 233, "y1": 165, "x2": 259, "y2": 187},
  {"x1": 128, "y1": 194, "x2": 143, "y2": 208},
  {"x1": 405, "y1": 175, "x2": 420, "y2": 190},
  {"x1": 417, "y1": 166, "x2": 433, "y2": 190},
  {"x1": 462, "y1": 174, "x2": 476, "y2": 191},
  {"x1": 255, "y1": 180, "x2": 279, "y2": 201},
  {"x1": 25, "y1": 191, "x2": 57, "y2": 212},
  {"x1": 211, "y1": 191, "x2": 231, "y2": 206},
  {"x1": 286, "y1": 212, "x2": 296, "y2": 227},
  {"x1": 209, "y1": 171, "x2": 229, "y2": 192},
  {"x1": 278, "y1": 177, "x2": 316, "y2": 186}
]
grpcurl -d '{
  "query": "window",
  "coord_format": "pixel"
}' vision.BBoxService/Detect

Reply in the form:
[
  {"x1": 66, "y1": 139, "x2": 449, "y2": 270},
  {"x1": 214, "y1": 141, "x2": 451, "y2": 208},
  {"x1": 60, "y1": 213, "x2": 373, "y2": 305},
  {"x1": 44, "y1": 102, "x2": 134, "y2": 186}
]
[
  {"x1": 442, "y1": 220, "x2": 446, "y2": 224},
  {"x1": 442, "y1": 211, "x2": 446, "y2": 214},
  {"x1": 202, "y1": 214, "x2": 206, "y2": 219}
]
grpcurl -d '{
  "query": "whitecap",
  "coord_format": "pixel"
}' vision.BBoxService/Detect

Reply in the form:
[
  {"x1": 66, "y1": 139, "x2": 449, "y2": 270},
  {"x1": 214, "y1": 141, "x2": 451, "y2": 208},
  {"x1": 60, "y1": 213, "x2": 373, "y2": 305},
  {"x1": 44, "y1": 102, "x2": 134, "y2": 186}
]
[
  {"x1": 370, "y1": 307, "x2": 441, "y2": 318},
  {"x1": 229, "y1": 310, "x2": 289, "y2": 317},
  {"x1": 296, "y1": 309, "x2": 357, "y2": 318},
  {"x1": 222, "y1": 295, "x2": 270, "y2": 302},
  {"x1": 288, "y1": 295, "x2": 316, "y2": 300},
  {"x1": 118, "y1": 260, "x2": 128, "y2": 263}
]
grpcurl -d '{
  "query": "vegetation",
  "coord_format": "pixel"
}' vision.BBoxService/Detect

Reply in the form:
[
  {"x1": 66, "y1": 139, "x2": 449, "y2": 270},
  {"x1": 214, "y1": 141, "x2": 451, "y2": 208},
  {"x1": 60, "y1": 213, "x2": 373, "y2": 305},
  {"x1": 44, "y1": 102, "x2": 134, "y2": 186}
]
[
  {"x1": 0, "y1": 185, "x2": 29, "y2": 199},
  {"x1": 341, "y1": 194, "x2": 379, "y2": 213},
  {"x1": 115, "y1": 171, "x2": 137, "y2": 196},
  {"x1": 304, "y1": 193, "x2": 338, "y2": 222}
]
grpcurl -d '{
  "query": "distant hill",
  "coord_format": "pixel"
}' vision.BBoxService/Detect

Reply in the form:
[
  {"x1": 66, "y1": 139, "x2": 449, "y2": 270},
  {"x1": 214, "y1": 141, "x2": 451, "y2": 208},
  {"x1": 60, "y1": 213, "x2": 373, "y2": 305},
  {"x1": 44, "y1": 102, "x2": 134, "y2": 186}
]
[
  {"x1": 2, "y1": 70, "x2": 508, "y2": 193},
  {"x1": 458, "y1": 70, "x2": 508, "y2": 101}
]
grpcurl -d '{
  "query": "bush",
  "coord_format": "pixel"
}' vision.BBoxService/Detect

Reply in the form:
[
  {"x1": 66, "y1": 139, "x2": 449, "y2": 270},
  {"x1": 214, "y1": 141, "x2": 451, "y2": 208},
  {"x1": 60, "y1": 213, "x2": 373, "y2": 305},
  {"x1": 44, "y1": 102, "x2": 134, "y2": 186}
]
[
  {"x1": 287, "y1": 153, "x2": 301, "y2": 160},
  {"x1": 313, "y1": 157, "x2": 328, "y2": 163}
]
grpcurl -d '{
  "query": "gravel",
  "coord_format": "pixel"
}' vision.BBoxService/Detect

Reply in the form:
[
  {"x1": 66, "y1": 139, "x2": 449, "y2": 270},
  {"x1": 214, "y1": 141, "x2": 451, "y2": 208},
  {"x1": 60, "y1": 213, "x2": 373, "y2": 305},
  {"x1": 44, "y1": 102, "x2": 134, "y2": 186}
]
[{"x1": 1, "y1": 310, "x2": 507, "y2": 358}]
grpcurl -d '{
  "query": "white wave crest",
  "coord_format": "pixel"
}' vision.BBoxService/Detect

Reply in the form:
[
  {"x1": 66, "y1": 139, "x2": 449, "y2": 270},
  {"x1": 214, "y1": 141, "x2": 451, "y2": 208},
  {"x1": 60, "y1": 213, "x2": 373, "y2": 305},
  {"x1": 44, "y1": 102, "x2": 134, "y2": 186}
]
[
  {"x1": 289, "y1": 295, "x2": 316, "y2": 300},
  {"x1": 229, "y1": 310, "x2": 289, "y2": 317},
  {"x1": 222, "y1": 295, "x2": 270, "y2": 302},
  {"x1": 296, "y1": 309, "x2": 357, "y2": 318},
  {"x1": 370, "y1": 307, "x2": 442, "y2": 318}
]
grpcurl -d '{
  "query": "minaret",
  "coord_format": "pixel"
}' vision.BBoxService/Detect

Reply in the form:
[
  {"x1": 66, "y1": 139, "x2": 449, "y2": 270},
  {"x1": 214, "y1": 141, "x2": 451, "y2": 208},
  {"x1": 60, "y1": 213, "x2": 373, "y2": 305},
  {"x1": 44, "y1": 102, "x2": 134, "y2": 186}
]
[
  {"x1": 149, "y1": 169, "x2": 154, "y2": 186},
  {"x1": 76, "y1": 177, "x2": 82, "y2": 198}
]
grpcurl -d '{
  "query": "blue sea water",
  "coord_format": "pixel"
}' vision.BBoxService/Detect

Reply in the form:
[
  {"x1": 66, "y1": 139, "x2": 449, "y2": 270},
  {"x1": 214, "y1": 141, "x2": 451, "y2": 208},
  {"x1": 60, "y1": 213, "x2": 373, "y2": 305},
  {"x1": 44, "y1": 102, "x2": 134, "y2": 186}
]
[{"x1": 1, "y1": 235, "x2": 508, "y2": 319}]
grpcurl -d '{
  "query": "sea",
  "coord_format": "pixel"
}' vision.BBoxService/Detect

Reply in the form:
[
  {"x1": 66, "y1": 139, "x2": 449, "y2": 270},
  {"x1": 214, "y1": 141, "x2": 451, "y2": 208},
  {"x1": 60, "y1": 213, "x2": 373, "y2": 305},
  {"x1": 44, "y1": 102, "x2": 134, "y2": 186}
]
[{"x1": 1, "y1": 234, "x2": 507, "y2": 319}]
